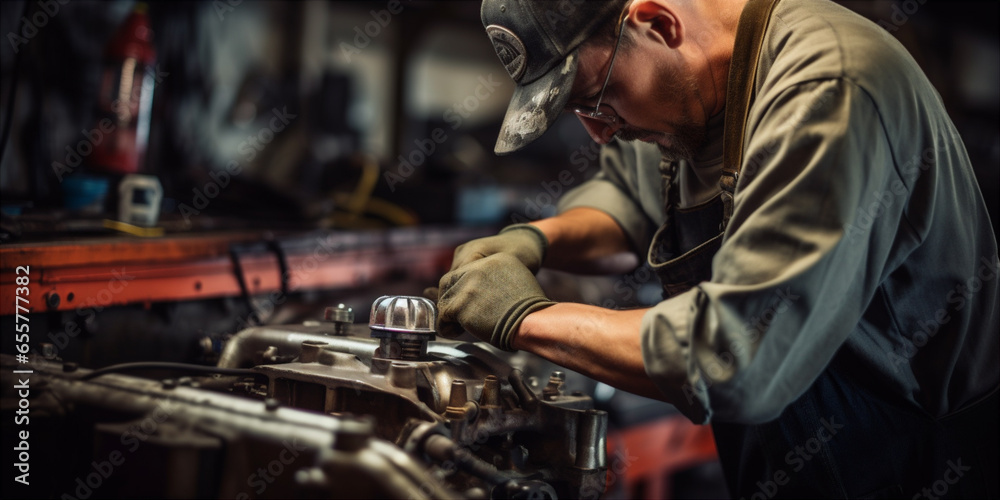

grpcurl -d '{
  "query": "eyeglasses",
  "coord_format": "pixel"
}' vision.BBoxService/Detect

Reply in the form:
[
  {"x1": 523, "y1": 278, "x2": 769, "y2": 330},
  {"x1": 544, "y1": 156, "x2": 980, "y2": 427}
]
[{"x1": 573, "y1": 11, "x2": 628, "y2": 126}]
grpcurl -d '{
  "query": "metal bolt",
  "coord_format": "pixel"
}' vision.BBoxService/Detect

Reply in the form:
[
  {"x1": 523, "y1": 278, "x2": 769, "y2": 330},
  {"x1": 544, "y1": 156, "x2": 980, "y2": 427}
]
[
  {"x1": 479, "y1": 375, "x2": 501, "y2": 408},
  {"x1": 543, "y1": 371, "x2": 565, "y2": 401},
  {"x1": 295, "y1": 467, "x2": 327, "y2": 487},
  {"x1": 324, "y1": 303, "x2": 354, "y2": 336},
  {"x1": 333, "y1": 415, "x2": 374, "y2": 451},
  {"x1": 41, "y1": 343, "x2": 57, "y2": 359},
  {"x1": 162, "y1": 378, "x2": 177, "y2": 389},
  {"x1": 46, "y1": 292, "x2": 60, "y2": 310},
  {"x1": 264, "y1": 398, "x2": 280, "y2": 411},
  {"x1": 261, "y1": 345, "x2": 278, "y2": 363},
  {"x1": 301, "y1": 340, "x2": 328, "y2": 363},
  {"x1": 62, "y1": 362, "x2": 78, "y2": 373},
  {"x1": 444, "y1": 380, "x2": 469, "y2": 420},
  {"x1": 199, "y1": 337, "x2": 215, "y2": 355}
]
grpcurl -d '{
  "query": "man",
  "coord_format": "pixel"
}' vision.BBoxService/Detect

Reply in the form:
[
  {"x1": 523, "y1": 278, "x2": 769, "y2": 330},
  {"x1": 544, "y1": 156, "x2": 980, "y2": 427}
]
[{"x1": 433, "y1": 0, "x2": 999, "y2": 497}]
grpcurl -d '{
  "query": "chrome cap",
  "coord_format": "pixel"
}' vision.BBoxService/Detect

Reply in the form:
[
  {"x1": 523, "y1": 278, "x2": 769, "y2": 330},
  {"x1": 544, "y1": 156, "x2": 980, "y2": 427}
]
[{"x1": 369, "y1": 295, "x2": 436, "y2": 335}]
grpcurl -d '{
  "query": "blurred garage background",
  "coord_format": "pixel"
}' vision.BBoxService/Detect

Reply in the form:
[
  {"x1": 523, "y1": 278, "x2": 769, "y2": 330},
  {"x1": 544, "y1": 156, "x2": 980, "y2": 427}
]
[{"x1": 0, "y1": 1, "x2": 996, "y2": 498}]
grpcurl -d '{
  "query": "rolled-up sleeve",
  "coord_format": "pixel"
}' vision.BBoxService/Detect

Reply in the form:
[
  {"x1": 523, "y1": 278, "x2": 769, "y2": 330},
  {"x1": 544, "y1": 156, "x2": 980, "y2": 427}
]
[{"x1": 642, "y1": 79, "x2": 906, "y2": 424}]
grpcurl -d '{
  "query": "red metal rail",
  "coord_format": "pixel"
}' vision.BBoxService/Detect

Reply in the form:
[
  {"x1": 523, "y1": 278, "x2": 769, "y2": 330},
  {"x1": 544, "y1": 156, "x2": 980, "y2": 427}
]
[{"x1": 1, "y1": 228, "x2": 478, "y2": 315}]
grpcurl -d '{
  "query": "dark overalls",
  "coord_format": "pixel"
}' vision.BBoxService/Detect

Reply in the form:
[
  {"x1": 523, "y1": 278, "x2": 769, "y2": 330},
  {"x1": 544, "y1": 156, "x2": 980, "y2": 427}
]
[
  {"x1": 645, "y1": 1, "x2": 999, "y2": 496},
  {"x1": 648, "y1": 155, "x2": 998, "y2": 498}
]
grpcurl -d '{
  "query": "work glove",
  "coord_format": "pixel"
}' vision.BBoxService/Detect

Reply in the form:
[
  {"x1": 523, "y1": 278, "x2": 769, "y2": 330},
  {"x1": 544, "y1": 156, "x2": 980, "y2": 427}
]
[
  {"x1": 451, "y1": 224, "x2": 548, "y2": 273},
  {"x1": 424, "y1": 224, "x2": 548, "y2": 303},
  {"x1": 434, "y1": 253, "x2": 556, "y2": 351}
]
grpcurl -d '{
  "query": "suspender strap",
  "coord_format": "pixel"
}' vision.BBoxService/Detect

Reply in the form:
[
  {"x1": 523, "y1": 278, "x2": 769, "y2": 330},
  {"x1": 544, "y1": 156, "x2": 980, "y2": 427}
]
[{"x1": 720, "y1": 0, "x2": 781, "y2": 231}]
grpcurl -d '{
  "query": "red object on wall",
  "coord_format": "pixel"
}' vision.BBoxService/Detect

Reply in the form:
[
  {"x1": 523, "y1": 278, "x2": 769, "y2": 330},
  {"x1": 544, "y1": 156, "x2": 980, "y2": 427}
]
[{"x1": 89, "y1": 3, "x2": 156, "y2": 174}]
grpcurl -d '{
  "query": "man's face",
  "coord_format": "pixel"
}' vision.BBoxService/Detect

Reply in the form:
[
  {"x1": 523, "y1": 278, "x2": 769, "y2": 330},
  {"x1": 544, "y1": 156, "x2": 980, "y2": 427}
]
[{"x1": 568, "y1": 34, "x2": 708, "y2": 161}]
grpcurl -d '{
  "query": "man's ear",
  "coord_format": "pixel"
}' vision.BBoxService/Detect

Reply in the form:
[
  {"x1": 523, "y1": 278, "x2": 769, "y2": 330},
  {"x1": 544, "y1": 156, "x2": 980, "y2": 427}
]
[{"x1": 628, "y1": 0, "x2": 683, "y2": 49}]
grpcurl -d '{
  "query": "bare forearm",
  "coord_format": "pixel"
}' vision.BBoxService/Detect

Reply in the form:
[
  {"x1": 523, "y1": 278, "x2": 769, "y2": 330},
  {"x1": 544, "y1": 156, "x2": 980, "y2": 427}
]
[
  {"x1": 530, "y1": 207, "x2": 639, "y2": 274},
  {"x1": 512, "y1": 303, "x2": 667, "y2": 401}
]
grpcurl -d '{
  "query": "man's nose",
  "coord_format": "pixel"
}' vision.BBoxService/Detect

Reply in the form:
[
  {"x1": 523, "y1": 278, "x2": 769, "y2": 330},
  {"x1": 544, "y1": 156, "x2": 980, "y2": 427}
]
[{"x1": 577, "y1": 115, "x2": 621, "y2": 144}]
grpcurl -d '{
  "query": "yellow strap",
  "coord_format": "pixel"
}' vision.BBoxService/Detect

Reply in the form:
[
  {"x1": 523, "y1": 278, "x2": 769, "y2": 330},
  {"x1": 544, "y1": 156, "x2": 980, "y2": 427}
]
[{"x1": 102, "y1": 219, "x2": 165, "y2": 237}]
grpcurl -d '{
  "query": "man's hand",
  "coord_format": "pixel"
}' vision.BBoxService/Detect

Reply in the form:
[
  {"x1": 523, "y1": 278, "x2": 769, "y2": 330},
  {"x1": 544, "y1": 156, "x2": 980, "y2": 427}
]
[
  {"x1": 450, "y1": 224, "x2": 548, "y2": 273},
  {"x1": 436, "y1": 253, "x2": 555, "y2": 350}
]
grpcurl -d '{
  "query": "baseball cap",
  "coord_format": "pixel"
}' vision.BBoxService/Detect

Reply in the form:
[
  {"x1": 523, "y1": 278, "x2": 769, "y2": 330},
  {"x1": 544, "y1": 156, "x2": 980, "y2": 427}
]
[{"x1": 482, "y1": 0, "x2": 628, "y2": 155}]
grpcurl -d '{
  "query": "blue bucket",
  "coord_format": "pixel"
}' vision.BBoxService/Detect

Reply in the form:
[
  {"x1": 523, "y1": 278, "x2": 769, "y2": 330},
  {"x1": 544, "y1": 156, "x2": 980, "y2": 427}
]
[{"x1": 63, "y1": 175, "x2": 110, "y2": 212}]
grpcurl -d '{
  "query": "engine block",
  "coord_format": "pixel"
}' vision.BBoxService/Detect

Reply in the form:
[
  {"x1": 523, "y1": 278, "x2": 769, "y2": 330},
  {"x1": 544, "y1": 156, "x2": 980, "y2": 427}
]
[{"x1": 2, "y1": 296, "x2": 608, "y2": 499}]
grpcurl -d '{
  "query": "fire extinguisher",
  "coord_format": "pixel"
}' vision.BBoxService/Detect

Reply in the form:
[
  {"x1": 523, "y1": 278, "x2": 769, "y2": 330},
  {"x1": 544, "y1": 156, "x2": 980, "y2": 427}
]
[{"x1": 89, "y1": 3, "x2": 156, "y2": 175}]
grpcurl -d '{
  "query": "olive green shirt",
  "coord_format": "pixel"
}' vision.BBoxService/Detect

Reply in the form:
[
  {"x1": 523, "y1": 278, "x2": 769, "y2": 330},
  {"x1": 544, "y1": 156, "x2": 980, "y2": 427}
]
[{"x1": 558, "y1": 0, "x2": 999, "y2": 424}]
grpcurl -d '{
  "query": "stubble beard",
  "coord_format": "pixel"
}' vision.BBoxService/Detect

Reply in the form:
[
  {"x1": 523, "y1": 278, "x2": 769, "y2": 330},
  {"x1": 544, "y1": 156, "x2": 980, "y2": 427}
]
[
  {"x1": 653, "y1": 125, "x2": 706, "y2": 163},
  {"x1": 614, "y1": 71, "x2": 707, "y2": 162}
]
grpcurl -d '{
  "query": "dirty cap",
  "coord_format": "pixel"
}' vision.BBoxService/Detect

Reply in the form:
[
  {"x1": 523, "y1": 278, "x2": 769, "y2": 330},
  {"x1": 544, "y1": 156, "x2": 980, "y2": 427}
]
[{"x1": 482, "y1": 0, "x2": 627, "y2": 155}]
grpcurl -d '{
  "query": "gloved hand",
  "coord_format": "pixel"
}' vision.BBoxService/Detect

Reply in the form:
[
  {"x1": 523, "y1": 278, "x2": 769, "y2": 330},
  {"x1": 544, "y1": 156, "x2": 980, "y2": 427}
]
[
  {"x1": 424, "y1": 224, "x2": 548, "y2": 303},
  {"x1": 435, "y1": 253, "x2": 555, "y2": 351},
  {"x1": 451, "y1": 224, "x2": 548, "y2": 273}
]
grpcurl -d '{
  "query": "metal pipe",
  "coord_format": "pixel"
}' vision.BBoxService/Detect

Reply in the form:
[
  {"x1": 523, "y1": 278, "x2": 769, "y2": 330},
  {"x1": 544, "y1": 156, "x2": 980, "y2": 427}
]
[
  {"x1": 217, "y1": 327, "x2": 379, "y2": 368},
  {"x1": 218, "y1": 326, "x2": 473, "y2": 369},
  {"x1": 508, "y1": 369, "x2": 538, "y2": 411},
  {"x1": 424, "y1": 434, "x2": 510, "y2": 486},
  {"x1": 575, "y1": 409, "x2": 608, "y2": 469}
]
